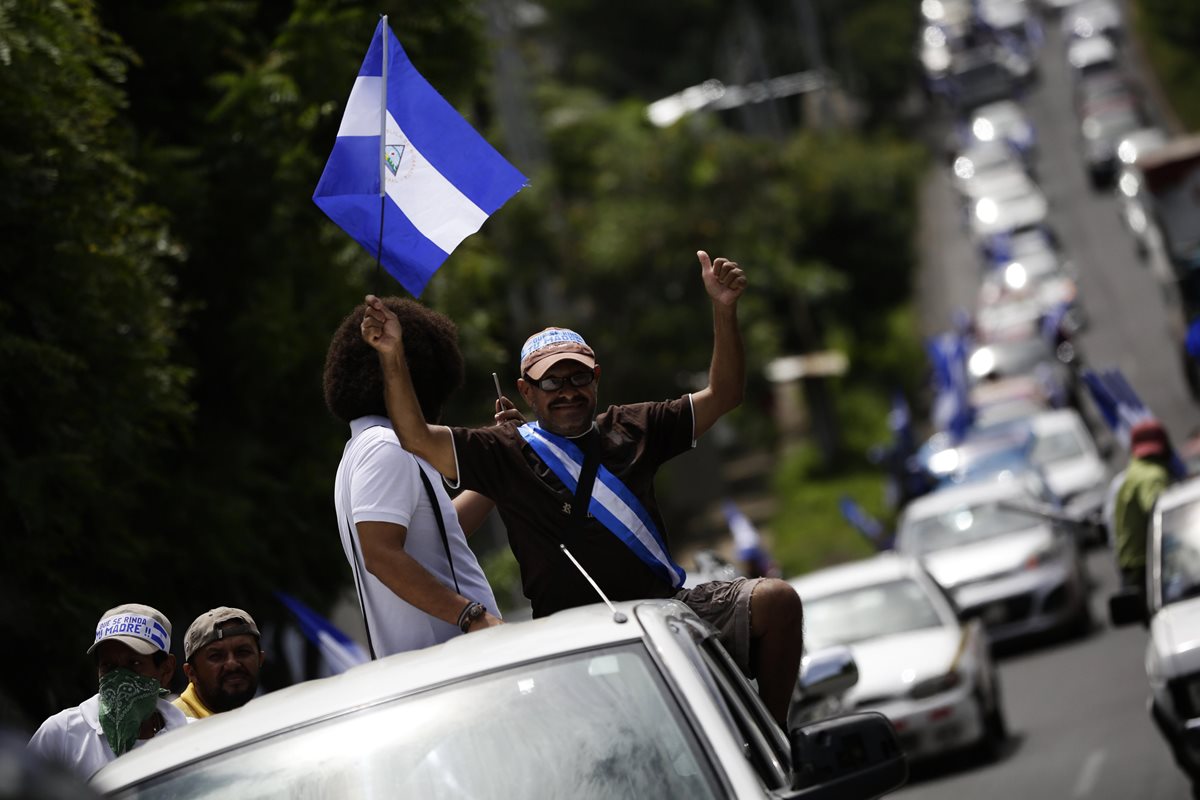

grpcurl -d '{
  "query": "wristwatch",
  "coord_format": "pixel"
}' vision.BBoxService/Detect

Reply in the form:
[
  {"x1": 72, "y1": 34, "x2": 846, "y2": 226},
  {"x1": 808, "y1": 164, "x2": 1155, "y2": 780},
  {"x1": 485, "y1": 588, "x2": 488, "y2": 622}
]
[{"x1": 458, "y1": 601, "x2": 486, "y2": 632}]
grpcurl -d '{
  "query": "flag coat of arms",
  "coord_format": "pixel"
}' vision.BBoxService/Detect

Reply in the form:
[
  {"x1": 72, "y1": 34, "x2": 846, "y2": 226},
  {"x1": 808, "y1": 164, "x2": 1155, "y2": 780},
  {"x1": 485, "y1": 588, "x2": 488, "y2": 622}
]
[{"x1": 314, "y1": 19, "x2": 527, "y2": 296}]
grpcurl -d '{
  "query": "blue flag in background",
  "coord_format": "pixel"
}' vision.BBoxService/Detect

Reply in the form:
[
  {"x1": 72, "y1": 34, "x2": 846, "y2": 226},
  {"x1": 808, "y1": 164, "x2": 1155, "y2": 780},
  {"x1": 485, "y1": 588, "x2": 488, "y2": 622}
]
[
  {"x1": 276, "y1": 591, "x2": 369, "y2": 675},
  {"x1": 314, "y1": 19, "x2": 527, "y2": 296}
]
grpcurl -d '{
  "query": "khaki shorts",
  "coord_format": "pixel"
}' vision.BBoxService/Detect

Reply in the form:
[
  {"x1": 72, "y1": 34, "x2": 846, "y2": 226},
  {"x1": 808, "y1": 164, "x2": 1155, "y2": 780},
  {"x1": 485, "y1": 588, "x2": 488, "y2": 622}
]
[{"x1": 674, "y1": 577, "x2": 765, "y2": 678}]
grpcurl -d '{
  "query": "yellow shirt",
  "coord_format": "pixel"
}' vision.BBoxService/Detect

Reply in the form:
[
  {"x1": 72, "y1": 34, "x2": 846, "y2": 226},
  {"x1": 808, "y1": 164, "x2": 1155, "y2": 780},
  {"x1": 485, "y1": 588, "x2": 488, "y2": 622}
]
[{"x1": 171, "y1": 683, "x2": 214, "y2": 719}]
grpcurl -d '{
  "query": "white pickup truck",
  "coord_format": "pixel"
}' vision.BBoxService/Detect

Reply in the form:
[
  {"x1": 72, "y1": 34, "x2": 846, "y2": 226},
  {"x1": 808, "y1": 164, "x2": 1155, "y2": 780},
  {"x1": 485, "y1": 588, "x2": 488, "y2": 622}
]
[{"x1": 91, "y1": 599, "x2": 906, "y2": 799}]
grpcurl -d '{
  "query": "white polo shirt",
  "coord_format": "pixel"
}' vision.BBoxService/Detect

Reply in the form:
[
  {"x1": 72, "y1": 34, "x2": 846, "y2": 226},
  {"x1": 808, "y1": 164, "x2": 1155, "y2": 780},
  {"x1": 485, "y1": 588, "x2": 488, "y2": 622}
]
[
  {"x1": 27, "y1": 694, "x2": 188, "y2": 781},
  {"x1": 334, "y1": 416, "x2": 499, "y2": 657}
]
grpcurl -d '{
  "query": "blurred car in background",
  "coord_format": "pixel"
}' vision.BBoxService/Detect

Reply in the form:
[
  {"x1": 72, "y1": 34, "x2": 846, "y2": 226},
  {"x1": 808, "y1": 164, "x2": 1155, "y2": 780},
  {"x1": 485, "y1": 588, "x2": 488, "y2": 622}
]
[
  {"x1": 944, "y1": 49, "x2": 1025, "y2": 116},
  {"x1": 968, "y1": 101, "x2": 1037, "y2": 165},
  {"x1": 790, "y1": 554, "x2": 1008, "y2": 762},
  {"x1": 1066, "y1": 34, "x2": 1117, "y2": 81},
  {"x1": 952, "y1": 139, "x2": 1028, "y2": 197},
  {"x1": 967, "y1": 333, "x2": 1075, "y2": 408},
  {"x1": 896, "y1": 476, "x2": 1092, "y2": 644},
  {"x1": 1114, "y1": 127, "x2": 1169, "y2": 258},
  {"x1": 1080, "y1": 99, "x2": 1146, "y2": 187},
  {"x1": 1062, "y1": 0, "x2": 1123, "y2": 42},
  {"x1": 977, "y1": 250, "x2": 1082, "y2": 332},
  {"x1": 1110, "y1": 477, "x2": 1200, "y2": 795},
  {"x1": 92, "y1": 600, "x2": 907, "y2": 800},
  {"x1": 968, "y1": 171, "x2": 1050, "y2": 257},
  {"x1": 917, "y1": 409, "x2": 1107, "y2": 521},
  {"x1": 1073, "y1": 68, "x2": 1136, "y2": 119}
]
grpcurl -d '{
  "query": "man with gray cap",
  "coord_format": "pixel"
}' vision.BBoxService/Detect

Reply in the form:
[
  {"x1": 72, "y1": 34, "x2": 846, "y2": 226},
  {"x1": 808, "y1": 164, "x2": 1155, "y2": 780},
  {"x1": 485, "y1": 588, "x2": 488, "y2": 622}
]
[
  {"x1": 362, "y1": 250, "x2": 805, "y2": 729},
  {"x1": 172, "y1": 607, "x2": 265, "y2": 719},
  {"x1": 27, "y1": 604, "x2": 187, "y2": 779}
]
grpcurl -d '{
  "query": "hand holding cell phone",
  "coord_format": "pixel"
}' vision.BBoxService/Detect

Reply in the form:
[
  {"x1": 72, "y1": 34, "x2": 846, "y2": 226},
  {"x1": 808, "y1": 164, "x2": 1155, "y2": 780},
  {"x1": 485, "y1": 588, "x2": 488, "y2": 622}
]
[{"x1": 493, "y1": 372, "x2": 524, "y2": 426}]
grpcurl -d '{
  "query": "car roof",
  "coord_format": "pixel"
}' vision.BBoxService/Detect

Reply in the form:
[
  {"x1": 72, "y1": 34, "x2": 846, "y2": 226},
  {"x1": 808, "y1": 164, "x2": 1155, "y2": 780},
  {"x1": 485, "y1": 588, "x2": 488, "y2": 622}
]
[
  {"x1": 1026, "y1": 407, "x2": 1087, "y2": 435},
  {"x1": 902, "y1": 474, "x2": 1032, "y2": 518},
  {"x1": 1156, "y1": 475, "x2": 1200, "y2": 514},
  {"x1": 788, "y1": 553, "x2": 925, "y2": 599},
  {"x1": 92, "y1": 600, "x2": 662, "y2": 790},
  {"x1": 1068, "y1": 35, "x2": 1116, "y2": 67}
]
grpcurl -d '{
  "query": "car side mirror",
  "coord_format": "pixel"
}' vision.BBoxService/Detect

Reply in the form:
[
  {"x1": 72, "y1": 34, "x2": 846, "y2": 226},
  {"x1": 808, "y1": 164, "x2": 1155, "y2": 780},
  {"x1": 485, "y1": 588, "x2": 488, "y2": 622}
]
[
  {"x1": 798, "y1": 646, "x2": 859, "y2": 701},
  {"x1": 782, "y1": 712, "x2": 908, "y2": 799},
  {"x1": 1108, "y1": 587, "x2": 1146, "y2": 627}
]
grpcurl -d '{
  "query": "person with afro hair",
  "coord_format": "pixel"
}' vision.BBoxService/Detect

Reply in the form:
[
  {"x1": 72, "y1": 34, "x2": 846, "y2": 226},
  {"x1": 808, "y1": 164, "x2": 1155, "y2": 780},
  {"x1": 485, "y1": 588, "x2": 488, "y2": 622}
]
[{"x1": 324, "y1": 297, "x2": 502, "y2": 657}]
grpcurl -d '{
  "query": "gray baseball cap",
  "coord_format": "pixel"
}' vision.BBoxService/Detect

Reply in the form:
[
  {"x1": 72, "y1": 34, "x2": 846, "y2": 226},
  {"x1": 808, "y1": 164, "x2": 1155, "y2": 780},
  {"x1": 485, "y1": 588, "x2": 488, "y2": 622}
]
[
  {"x1": 87, "y1": 604, "x2": 172, "y2": 656},
  {"x1": 183, "y1": 607, "x2": 261, "y2": 661}
]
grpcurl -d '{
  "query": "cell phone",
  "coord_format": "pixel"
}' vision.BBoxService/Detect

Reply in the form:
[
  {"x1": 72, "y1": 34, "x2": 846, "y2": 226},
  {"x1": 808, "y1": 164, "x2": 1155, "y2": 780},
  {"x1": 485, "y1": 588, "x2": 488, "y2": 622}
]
[{"x1": 492, "y1": 372, "x2": 504, "y2": 400}]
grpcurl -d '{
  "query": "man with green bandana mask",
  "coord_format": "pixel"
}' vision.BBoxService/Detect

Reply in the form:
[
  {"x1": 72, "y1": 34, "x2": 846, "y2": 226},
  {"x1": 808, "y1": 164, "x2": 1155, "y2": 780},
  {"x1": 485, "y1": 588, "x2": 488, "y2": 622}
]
[{"x1": 27, "y1": 603, "x2": 188, "y2": 780}]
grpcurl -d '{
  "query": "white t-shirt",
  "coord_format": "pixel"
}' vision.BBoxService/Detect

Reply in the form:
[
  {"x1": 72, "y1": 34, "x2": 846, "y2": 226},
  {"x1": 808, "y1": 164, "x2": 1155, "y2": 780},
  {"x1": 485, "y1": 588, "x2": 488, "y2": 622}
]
[
  {"x1": 334, "y1": 416, "x2": 499, "y2": 657},
  {"x1": 27, "y1": 694, "x2": 188, "y2": 781}
]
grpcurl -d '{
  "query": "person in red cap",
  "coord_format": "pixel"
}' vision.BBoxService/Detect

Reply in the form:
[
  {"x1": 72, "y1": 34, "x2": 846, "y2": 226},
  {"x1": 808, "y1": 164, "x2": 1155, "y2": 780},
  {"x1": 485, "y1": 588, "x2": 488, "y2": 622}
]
[
  {"x1": 361, "y1": 250, "x2": 804, "y2": 729},
  {"x1": 1114, "y1": 419, "x2": 1174, "y2": 613}
]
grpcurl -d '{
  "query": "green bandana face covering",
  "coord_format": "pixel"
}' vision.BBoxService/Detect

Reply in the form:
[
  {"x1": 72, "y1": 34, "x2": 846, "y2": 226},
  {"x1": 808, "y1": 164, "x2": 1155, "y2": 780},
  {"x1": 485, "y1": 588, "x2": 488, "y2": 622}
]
[{"x1": 98, "y1": 668, "x2": 167, "y2": 756}]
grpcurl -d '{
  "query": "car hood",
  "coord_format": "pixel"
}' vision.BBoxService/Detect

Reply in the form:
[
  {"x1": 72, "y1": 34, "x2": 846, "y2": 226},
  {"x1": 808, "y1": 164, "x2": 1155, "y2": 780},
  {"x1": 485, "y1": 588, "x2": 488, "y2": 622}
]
[
  {"x1": 844, "y1": 627, "x2": 963, "y2": 704},
  {"x1": 1041, "y1": 456, "x2": 1106, "y2": 498},
  {"x1": 919, "y1": 527, "x2": 1051, "y2": 588},
  {"x1": 1153, "y1": 598, "x2": 1200, "y2": 680}
]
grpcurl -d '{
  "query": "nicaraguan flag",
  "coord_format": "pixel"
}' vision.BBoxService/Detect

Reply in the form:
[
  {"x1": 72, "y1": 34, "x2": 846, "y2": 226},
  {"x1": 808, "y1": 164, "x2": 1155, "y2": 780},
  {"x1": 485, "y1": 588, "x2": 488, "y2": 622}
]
[{"x1": 314, "y1": 18, "x2": 527, "y2": 296}]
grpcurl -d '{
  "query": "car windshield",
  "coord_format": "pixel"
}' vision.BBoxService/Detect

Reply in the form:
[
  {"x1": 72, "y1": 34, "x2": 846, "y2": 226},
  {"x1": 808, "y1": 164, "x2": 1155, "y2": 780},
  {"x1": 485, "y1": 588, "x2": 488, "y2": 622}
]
[
  {"x1": 111, "y1": 645, "x2": 719, "y2": 800},
  {"x1": 901, "y1": 500, "x2": 1036, "y2": 553},
  {"x1": 1161, "y1": 500, "x2": 1200, "y2": 606},
  {"x1": 803, "y1": 579, "x2": 945, "y2": 649},
  {"x1": 1030, "y1": 428, "x2": 1087, "y2": 465}
]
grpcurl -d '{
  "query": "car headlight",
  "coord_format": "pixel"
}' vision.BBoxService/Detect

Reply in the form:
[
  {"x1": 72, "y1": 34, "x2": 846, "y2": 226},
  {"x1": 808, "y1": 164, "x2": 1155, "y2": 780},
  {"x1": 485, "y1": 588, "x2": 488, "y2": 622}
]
[{"x1": 909, "y1": 670, "x2": 963, "y2": 700}]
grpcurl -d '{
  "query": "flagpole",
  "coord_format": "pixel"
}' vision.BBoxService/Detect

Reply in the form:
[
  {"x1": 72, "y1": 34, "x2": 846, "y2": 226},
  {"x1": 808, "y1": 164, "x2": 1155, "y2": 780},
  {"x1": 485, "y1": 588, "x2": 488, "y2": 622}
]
[{"x1": 375, "y1": 15, "x2": 388, "y2": 287}]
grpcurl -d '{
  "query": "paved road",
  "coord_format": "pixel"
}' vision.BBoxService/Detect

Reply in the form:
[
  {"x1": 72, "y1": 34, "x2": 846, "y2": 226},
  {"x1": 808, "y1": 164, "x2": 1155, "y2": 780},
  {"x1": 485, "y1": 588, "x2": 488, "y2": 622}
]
[{"x1": 909, "y1": 15, "x2": 1197, "y2": 800}]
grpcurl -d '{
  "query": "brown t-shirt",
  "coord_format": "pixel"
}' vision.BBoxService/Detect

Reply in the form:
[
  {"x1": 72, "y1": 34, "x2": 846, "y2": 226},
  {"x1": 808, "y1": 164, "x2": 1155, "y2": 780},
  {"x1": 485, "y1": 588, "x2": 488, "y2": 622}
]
[{"x1": 450, "y1": 397, "x2": 695, "y2": 617}]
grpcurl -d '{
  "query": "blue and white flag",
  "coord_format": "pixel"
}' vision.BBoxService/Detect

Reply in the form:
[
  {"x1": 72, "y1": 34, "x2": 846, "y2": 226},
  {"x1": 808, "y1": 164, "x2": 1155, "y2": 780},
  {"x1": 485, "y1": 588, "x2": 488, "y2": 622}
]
[
  {"x1": 314, "y1": 18, "x2": 527, "y2": 296},
  {"x1": 927, "y1": 331, "x2": 974, "y2": 442},
  {"x1": 276, "y1": 591, "x2": 369, "y2": 675}
]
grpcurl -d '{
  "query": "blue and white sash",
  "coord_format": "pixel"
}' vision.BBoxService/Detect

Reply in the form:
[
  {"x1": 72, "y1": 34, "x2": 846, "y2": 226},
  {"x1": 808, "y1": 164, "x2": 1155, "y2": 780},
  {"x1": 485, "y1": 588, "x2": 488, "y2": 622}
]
[{"x1": 518, "y1": 422, "x2": 686, "y2": 589}]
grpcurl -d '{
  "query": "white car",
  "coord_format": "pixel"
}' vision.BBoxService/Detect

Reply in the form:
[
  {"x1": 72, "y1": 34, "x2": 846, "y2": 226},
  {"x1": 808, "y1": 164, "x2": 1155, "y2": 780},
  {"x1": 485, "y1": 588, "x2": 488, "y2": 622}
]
[
  {"x1": 790, "y1": 554, "x2": 1008, "y2": 761},
  {"x1": 1067, "y1": 34, "x2": 1117, "y2": 79},
  {"x1": 1111, "y1": 477, "x2": 1200, "y2": 793},
  {"x1": 1114, "y1": 128, "x2": 1169, "y2": 257},
  {"x1": 977, "y1": 252, "x2": 1082, "y2": 339},
  {"x1": 951, "y1": 140, "x2": 1026, "y2": 198},
  {"x1": 90, "y1": 600, "x2": 906, "y2": 800},
  {"x1": 1025, "y1": 408, "x2": 1111, "y2": 523},
  {"x1": 1062, "y1": 0, "x2": 1122, "y2": 41},
  {"x1": 896, "y1": 476, "x2": 1092, "y2": 644},
  {"x1": 967, "y1": 170, "x2": 1049, "y2": 245},
  {"x1": 969, "y1": 101, "x2": 1037, "y2": 161}
]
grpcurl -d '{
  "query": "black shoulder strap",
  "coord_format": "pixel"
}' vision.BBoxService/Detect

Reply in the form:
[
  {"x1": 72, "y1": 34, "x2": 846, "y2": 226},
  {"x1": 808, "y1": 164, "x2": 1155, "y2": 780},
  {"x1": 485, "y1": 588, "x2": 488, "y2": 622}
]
[
  {"x1": 342, "y1": 447, "x2": 378, "y2": 659},
  {"x1": 570, "y1": 434, "x2": 603, "y2": 531},
  {"x1": 419, "y1": 466, "x2": 460, "y2": 594}
]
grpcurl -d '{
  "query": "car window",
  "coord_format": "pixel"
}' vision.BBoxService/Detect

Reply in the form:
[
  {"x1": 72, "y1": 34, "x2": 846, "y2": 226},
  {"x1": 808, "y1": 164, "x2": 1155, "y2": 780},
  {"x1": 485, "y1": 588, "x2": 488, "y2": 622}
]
[
  {"x1": 1160, "y1": 500, "x2": 1200, "y2": 606},
  {"x1": 803, "y1": 579, "x2": 946, "y2": 650},
  {"x1": 901, "y1": 501, "x2": 1036, "y2": 553},
  {"x1": 1030, "y1": 428, "x2": 1087, "y2": 465},
  {"x1": 113, "y1": 645, "x2": 720, "y2": 800}
]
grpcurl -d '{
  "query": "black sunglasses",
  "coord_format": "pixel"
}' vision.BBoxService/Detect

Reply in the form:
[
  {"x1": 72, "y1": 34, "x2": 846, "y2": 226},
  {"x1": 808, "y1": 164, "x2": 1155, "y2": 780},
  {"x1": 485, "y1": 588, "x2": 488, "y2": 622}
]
[{"x1": 524, "y1": 370, "x2": 595, "y2": 392}]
